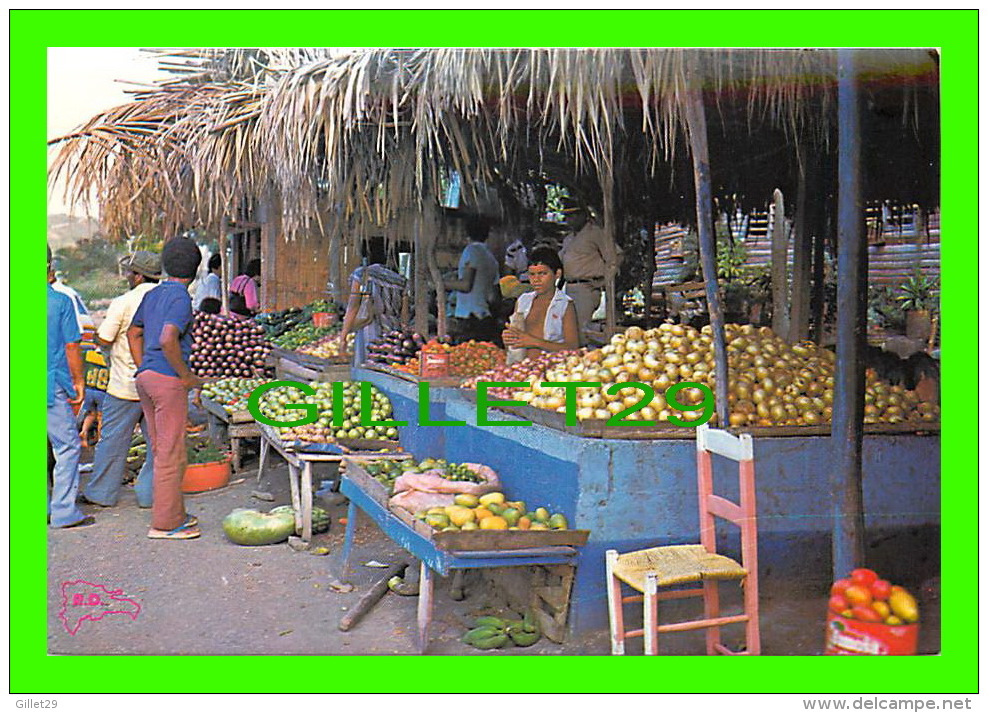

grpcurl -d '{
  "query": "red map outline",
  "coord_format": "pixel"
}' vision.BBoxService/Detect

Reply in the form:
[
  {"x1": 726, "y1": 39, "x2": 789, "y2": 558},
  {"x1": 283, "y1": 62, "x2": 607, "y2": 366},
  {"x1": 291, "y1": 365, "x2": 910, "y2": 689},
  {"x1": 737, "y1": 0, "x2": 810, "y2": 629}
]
[{"x1": 58, "y1": 580, "x2": 142, "y2": 636}]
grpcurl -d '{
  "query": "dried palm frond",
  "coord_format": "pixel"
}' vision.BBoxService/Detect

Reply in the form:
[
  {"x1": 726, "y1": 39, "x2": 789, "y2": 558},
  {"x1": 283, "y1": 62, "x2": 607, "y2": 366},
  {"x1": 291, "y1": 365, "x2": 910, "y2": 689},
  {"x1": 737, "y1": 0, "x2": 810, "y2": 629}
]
[{"x1": 49, "y1": 47, "x2": 936, "y2": 245}]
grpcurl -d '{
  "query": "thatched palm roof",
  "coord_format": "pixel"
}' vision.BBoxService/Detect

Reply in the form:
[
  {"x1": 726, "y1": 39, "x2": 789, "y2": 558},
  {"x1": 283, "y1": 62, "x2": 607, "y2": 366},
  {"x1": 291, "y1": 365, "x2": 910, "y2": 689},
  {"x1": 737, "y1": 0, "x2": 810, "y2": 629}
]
[{"x1": 48, "y1": 47, "x2": 938, "y2": 244}]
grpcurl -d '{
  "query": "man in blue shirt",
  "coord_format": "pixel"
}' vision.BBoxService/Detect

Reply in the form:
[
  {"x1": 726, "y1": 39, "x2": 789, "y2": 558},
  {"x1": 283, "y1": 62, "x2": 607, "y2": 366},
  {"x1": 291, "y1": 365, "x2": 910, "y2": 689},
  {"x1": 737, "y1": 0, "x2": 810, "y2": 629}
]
[
  {"x1": 47, "y1": 245, "x2": 94, "y2": 528},
  {"x1": 128, "y1": 237, "x2": 203, "y2": 540}
]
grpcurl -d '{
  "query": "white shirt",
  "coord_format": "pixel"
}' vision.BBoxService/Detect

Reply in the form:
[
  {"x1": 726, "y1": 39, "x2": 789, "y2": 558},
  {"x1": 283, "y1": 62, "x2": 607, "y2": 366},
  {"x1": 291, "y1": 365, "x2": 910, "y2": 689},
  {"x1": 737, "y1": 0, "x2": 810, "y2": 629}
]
[
  {"x1": 453, "y1": 241, "x2": 499, "y2": 319},
  {"x1": 97, "y1": 282, "x2": 156, "y2": 401},
  {"x1": 512, "y1": 287, "x2": 573, "y2": 345},
  {"x1": 51, "y1": 280, "x2": 95, "y2": 337},
  {"x1": 193, "y1": 271, "x2": 222, "y2": 310}
]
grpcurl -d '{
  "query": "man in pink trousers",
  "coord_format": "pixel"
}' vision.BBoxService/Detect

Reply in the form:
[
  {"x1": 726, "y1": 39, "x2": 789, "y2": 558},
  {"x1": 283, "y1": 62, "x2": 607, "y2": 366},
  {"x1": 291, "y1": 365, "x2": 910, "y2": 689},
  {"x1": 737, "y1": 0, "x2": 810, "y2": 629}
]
[{"x1": 128, "y1": 237, "x2": 203, "y2": 540}]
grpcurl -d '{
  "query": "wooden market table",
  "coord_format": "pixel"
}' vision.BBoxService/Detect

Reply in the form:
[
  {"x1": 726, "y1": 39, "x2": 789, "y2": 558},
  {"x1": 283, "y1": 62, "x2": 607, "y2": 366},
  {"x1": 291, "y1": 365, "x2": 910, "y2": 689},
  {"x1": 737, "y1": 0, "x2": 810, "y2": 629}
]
[
  {"x1": 338, "y1": 459, "x2": 588, "y2": 653},
  {"x1": 272, "y1": 347, "x2": 352, "y2": 383},
  {"x1": 200, "y1": 395, "x2": 262, "y2": 472},
  {"x1": 256, "y1": 423, "x2": 409, "y2": 542}
]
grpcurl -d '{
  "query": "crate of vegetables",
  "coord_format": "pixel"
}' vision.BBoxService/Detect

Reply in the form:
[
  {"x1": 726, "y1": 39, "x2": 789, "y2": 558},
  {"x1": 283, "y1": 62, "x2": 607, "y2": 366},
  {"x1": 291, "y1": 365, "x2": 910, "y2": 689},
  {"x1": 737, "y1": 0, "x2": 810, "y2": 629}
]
[
  {"x1": 254, "y1": 380, "x2": 401, "y2": 453},
  {"x1": 413, "y1": 489, "x2": 590, "y2": 552},
  {"x1": 340, "y1": 456, "x2": 415, "y2": 509},
  {"x1": 190, "y1": 313, "x2": 271, "y2": 379},
  {"x1": 825, "y1": 568, "x2": 920, "y2": 655}
]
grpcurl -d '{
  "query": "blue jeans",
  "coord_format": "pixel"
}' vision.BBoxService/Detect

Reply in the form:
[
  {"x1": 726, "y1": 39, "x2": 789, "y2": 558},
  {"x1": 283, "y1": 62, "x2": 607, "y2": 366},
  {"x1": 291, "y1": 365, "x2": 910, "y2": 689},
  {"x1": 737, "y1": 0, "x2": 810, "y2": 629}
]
[
  {"x1": 83, "y1": 394, "x2": 154, "y2": 507},
  {"x1": 47, "y1": 388, "x2": 87, "y2": 527}
]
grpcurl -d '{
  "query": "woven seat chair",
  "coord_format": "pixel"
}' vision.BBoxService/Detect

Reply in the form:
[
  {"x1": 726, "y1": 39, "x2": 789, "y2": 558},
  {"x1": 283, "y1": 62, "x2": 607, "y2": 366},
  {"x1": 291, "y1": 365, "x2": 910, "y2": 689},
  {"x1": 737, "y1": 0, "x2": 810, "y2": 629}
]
[{"x1": 605, "y1": 424, "x2": 760, "y2": 655}]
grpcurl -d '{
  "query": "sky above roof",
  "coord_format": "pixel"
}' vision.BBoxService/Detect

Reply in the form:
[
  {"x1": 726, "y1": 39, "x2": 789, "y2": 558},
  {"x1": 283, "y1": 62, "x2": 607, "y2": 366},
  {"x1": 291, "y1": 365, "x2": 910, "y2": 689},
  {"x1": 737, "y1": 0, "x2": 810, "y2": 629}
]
[{"x1": 47, "y1": 47, "x2": 164, "y2": 215}]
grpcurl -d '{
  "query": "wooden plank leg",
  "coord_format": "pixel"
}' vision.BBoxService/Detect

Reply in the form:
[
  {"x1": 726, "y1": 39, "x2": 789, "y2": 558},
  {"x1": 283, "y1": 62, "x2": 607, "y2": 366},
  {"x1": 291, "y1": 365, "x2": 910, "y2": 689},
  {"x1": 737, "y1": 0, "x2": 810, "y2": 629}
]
[
  {"x1": 301, "y1": 461, "x2": 314, "y2": 542},
  {"x1": 257, "y1": 437, "x2": 269, "y2": 484},
  {"x1": 417, "y1": 561, "x2": 434, "y2": 654},
  {"x1": 231, "y1": 436, "x2": 242, "y2": 472},
  {"x1": 340, "y1": 500, "x2": 358, "y2": 582},
  {"x1": 288, "y1": 463, "x2": 301, "y2": 533}
]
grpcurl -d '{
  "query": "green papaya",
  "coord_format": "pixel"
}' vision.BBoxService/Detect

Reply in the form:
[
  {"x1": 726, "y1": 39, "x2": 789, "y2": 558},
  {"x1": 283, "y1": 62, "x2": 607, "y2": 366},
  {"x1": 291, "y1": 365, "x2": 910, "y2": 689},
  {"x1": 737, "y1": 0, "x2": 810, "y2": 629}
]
[
  {"x1": 507, "y1": 628, "x2": 541, "y2": 647},
  {"x1": 462, "y1": 626, "x2": 502, "y2": 645},
  {"x1": 472, "y1": 616, "x2": 506, "y2": 630},
  {"x1": 470, "y1": 632, "x2": 509, "y2": 650}
]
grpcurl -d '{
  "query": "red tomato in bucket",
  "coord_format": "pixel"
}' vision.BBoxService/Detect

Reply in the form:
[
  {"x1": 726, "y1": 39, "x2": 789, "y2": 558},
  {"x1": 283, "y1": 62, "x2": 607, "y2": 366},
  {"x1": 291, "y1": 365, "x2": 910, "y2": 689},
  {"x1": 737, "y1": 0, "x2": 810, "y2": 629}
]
[
  {"x1": 870, "y1": 579, "x2": 892, "y2": 600},
  {"x1": 850, "y1": 568, "x2": 879, "y2": 587},
  {"x1": 828, "y1": 594, "x2": 849, "y2": 614},
  {"x1": 830, "y1": 578, "x2": 854, "y2": 597},
  {"x1": 851, "y1": 604, "x2": 883, "y2": 623},
  {"x1": 844, "y1": 585, "x2": 873, "y2": 607}
]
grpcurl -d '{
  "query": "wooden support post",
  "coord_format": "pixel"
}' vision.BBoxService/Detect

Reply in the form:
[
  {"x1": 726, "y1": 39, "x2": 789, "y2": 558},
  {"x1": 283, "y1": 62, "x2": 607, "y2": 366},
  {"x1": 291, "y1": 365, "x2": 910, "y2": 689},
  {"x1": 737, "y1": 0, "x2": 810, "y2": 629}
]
[
  {"x1": 771, "y1": 188, "x2": 790, "y2": 338},
  {"x1": 789, "y1": 161, "x2": 812, "y2": 344},
  {"x1": 684, "y1": 81, "x2": 731, "y2": 427},
  {"x1": 219, "y1": 224, "x2": 230, "y2": 315},
  {"x1": 831, "y1": 49, "x2": 867, "y2": 579},
  {"x1": 413, "y1": 216, "x2": 429, "y2": 336},
  {"x1": 643, "y1": 220, "x2": 657, "y2": 328},
  {"x1": 338, "y1": 561, "x2": 409, "y2": 632},
  {"x1": 422, "y1": 210, "x2": 448, "y2": 339}
]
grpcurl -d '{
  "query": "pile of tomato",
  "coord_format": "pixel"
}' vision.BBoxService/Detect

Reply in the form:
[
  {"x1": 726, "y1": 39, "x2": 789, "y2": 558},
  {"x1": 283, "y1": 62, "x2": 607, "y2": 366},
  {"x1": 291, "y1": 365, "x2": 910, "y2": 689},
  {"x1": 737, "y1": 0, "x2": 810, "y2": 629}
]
[{"x1": 828, "y1": 568, "x2": 920, "y2": 625}]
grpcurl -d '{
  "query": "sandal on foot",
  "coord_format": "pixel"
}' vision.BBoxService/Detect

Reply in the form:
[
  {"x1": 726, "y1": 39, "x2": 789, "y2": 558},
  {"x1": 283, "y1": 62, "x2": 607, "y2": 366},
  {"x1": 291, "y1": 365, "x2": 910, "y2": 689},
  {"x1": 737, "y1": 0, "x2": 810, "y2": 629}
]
[{"x1": 148, "y1": 519, "x2": 200, "y2": 540}]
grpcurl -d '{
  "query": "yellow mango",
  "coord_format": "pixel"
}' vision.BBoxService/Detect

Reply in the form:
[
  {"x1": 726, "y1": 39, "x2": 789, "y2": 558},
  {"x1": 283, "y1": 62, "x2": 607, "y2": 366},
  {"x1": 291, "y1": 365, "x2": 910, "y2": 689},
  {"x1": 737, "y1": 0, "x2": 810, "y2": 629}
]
[
  {"x1": 479, "y1": 516, "x2": 508, "y2": 530},
  {"x1": 446, "y1": 506, "x2": 476, "y2": 528},
  {"x1": 479, "y1": 492, "x2": 506, "y2": 507}
]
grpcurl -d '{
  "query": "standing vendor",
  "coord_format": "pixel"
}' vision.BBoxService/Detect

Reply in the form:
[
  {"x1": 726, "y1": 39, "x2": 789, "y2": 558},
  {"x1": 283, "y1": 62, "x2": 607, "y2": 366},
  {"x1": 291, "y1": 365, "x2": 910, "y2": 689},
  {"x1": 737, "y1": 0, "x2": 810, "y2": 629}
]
[
  {"x1": 502, "y1": 247, "x2": 579, "y2": 363},
  {"x1": 446, "y1": 216, "x2": 500, "y2": 343},
  {"x1": 338, "y1": 262, "x2": 408, "y2": 366},
  {"x1": 559, "y1": 205, "x2": 622, "y2": 344},
  {"x1": 229, "y1": 258, "x2": 261, "y2": 319}
]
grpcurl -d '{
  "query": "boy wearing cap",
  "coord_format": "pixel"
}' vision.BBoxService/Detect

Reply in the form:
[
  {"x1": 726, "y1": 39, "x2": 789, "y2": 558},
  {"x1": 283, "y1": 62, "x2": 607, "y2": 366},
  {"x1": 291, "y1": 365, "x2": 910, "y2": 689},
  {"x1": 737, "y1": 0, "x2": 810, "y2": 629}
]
[
  {"x1": 128, "y1": 238, "x2": 203, "y2": 539},
  {"x1": 81, "y1": 251, "x2": 161, "y2": 508}
]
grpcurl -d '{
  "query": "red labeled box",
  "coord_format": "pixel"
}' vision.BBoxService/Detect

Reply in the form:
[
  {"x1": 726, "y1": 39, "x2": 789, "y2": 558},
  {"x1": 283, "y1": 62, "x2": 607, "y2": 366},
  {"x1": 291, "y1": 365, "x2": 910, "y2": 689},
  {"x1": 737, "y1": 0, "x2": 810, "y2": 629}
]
[
  {"x1": 824, "y1": 612, "x2": 919, "y2": 655},
  {"x1": 419, "y1": 351, "x2": 450, "y2": 379}
]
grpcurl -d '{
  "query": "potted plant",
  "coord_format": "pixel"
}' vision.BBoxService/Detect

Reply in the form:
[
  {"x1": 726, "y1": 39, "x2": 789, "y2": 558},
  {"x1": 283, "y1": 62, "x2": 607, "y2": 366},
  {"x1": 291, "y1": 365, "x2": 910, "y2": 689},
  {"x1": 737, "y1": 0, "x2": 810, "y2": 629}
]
[
  {"x1": 183, "y1": 436, "x2": 232, "y2": 493},
  {"x1": 897, "y1": 272, "x2": 939, "y2": 341}
]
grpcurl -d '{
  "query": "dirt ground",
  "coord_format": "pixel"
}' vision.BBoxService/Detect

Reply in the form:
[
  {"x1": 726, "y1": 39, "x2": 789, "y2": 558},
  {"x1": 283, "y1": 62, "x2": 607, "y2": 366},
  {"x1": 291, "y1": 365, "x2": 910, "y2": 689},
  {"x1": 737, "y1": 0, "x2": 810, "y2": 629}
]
[{"x1": 48, "y1": 443, "x2": 941, "y2": 657}]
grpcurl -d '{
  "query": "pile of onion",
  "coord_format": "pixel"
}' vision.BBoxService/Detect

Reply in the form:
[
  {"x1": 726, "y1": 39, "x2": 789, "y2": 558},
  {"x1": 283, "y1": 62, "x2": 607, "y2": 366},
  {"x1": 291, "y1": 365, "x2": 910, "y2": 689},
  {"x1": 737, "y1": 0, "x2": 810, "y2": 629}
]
[
  {"x1": 506, "y1": 323, "x2": 939, "y2": 426},
  {"x1": 190, "y1": 313, "x2": 271, "y2": 379},
  {"x1": 461, "y1": 350, "x2": 585, "y2": 399}
]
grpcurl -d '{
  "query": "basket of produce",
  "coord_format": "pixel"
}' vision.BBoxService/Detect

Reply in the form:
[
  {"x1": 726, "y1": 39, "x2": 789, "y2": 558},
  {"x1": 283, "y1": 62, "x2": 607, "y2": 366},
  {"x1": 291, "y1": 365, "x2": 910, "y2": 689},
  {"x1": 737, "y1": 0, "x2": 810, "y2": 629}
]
[
  {"x1": 825, "y1": 568, "x2": 920, "y2": 655},
  {"x1": 363, "y1": 329, "x2": 429, "y2": 370},
  {"x1": 190, "y1": 313, "x2": 271, "y2": 379},
  {"x1": 253, "y1": 380, "x2": 400, "y2": 451},
  {"x1": 182, "y1": 436, "x2": 232, "y2": 493},
  {"x1": 465, "y1": 323, "x2": 939, "y2": 437},
  {"x1": 200, "y1": 376, "x2": 267, "y2": 422},
  {"x1": 255, "y1": 299, "x2": 338, "y2": 341},
  {"x1": 414, "y1": 490, "x2": 590, "y2": 551}
]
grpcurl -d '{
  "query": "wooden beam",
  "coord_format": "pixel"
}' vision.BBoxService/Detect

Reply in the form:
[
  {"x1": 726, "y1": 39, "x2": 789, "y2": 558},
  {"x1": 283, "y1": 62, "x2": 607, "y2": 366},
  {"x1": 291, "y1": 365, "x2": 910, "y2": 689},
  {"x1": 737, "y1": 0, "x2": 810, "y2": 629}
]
[
  {"x1": 789, "y1": 162, "x2": 812, "y2": 344},
  {"x1": 771, "y1": 188, "x2": 789, "y2": 338},
  {"x1": 831, "y1": 49, "x2": 868, "y2": 579},
  {"x1": 684, "y1": 80, "x2": 730, "y2": 426}
]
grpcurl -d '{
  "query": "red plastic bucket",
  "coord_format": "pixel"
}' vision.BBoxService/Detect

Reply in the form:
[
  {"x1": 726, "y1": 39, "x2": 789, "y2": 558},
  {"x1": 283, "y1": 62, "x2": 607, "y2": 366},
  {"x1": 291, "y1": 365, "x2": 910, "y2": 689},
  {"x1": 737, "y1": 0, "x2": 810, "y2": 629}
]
[
  {"x1": 183, "y1": 456, "x2": 232, "y2": 493},
  {"x1": 824, "y1": 612, "x2": 919, "y2": 655}
]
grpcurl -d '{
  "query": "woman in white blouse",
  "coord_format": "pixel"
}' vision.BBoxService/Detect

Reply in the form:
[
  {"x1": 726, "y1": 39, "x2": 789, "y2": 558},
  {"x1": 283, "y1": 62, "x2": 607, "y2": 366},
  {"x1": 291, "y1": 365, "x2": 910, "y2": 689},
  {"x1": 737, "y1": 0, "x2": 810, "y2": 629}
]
[{"x1": 502, "y1": 247, "x2": 580, "y2": 363}]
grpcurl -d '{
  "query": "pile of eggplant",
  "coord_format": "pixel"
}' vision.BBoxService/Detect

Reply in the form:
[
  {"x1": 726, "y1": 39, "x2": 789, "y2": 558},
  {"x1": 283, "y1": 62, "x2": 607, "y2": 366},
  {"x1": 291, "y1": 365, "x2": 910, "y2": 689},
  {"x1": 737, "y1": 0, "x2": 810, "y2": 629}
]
[{"x1": 364, "y1": 329, "x2": 429, "y2": 368}]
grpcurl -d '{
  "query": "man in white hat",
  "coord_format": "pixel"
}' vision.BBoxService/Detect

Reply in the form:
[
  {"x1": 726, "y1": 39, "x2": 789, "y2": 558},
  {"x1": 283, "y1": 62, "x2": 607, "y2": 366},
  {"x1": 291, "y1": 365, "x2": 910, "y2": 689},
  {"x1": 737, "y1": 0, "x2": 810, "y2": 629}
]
[{"x1": 80, "y1": 251, "x2": 161, "y2": 508}]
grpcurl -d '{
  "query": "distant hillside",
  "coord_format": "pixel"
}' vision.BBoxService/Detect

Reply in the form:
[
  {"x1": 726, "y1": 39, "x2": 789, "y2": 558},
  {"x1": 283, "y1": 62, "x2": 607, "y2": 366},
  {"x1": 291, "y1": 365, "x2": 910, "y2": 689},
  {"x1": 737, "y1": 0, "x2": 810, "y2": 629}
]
[{"x1": 47, "y1": 213, "x2": 103, "y2": 250}]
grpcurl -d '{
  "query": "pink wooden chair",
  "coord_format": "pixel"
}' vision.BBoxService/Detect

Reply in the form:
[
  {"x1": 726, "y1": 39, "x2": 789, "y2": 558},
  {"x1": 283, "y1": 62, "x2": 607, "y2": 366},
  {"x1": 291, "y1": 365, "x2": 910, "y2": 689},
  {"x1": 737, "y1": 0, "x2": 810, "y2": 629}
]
[{"x1": 605, "y1": 424, "x2": 760, "y2": 655}]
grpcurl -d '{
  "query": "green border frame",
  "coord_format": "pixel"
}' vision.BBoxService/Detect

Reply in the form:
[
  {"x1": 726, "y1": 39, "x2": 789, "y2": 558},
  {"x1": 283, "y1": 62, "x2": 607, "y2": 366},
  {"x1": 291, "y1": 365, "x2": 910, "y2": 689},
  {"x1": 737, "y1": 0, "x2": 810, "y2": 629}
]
[{"x1": 15, "y1": 9, "x2": 977, "y2": 694}]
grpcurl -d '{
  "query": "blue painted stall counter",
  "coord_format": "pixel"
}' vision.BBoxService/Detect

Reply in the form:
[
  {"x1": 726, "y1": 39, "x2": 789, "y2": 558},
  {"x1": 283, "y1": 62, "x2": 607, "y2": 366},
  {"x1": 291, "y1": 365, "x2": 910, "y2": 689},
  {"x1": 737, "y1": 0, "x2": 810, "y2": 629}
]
[{"x1": 435, "y1": 389, "x2": 939, "y2": 635}]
